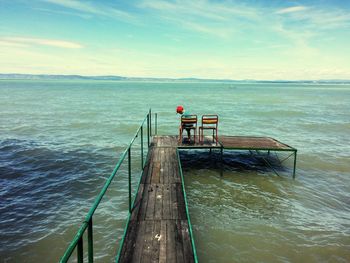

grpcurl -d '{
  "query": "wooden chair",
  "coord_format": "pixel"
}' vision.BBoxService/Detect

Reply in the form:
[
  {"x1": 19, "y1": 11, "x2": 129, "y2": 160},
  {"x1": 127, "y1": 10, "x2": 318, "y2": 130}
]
[
  {"x1": 199, "y1": 115, "x2": 218, "y2": 144},
  {"x1": 179, "y1": 115, "x2": 197, "y2": 143}
]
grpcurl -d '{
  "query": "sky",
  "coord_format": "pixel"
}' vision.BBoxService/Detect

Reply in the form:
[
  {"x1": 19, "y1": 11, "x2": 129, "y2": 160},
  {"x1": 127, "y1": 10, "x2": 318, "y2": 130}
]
[{"x1": 0, "y1": 0, "x2": 350, "y2": 80}]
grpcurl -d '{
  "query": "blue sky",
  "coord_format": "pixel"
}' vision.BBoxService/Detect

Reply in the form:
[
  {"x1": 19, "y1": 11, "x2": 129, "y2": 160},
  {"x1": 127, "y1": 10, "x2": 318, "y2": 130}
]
[{"x1": 0, "y1": 0, "x2": 350, "y2": 80}]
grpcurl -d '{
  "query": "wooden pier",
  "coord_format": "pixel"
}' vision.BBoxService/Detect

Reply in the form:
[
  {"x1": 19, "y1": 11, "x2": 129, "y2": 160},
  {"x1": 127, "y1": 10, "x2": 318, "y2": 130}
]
[
  {"x1": 60, "y1": 110, "x2": 297, "y2": 263},
  {"x1": 118, "y1": 136, "x2": 195, "y2": 263},
  {"x1": 118, "y1": 135, "x2": 297, "y2": 262}
]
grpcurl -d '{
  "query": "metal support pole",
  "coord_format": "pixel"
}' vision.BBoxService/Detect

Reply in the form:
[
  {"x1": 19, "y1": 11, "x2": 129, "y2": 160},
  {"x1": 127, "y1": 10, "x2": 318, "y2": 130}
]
[
  {"x1": 77, "y1": 237, "x2": 83, "y2": 263},
  {"x1": 147, "y1": 114, "x2": 150, "y2": 148},
  {"x1": 220, "y1": 147, "x2": 223, "y2": 177},
  {"x1": 141, "y1": 125, "x2": 144, "y2": 169},
  {"x1": 149, "y1": 109, "x2": 152, "y2": 137},
  {"x1": 255, "y1": 150, "x2": 280, "y2": 176},
  {"x1": 155, "y1": 113, "x2": 157, "y2": 135},
  {"x1": 88, "y1": 219, "x2": 93, "y2": 263},
  {"x1": 293, "y1": 151, "x2": 297, "y2": 179},
  {"x1": 128, "y1": 148, "x2": 132, "y2": 213}
]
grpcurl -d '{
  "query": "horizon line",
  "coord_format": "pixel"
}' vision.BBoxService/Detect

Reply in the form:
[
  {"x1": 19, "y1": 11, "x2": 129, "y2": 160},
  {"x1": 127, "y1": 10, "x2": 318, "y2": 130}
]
[{"x1": 1, "y1": 73, "x2": 350, "y2": 82}]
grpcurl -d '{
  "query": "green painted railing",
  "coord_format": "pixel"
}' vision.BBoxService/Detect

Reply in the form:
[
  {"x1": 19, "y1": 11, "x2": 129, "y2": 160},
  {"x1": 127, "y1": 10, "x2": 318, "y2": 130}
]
[
  {"x1": 177, "y1": 149, "x2": 199, "y2": 263},
  {"x1": 60, "y1": 109, "x2": 154, "y2": 263}
]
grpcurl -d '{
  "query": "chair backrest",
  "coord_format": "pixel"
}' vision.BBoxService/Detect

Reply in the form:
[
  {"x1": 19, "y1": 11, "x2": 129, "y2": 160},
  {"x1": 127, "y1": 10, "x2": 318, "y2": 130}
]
[
  {"x1": 201, "y1": 115, "x2": 218, "y2": 127},
  {"x1": 181, "y1": 115, "x2": 197, "y2": 126}
]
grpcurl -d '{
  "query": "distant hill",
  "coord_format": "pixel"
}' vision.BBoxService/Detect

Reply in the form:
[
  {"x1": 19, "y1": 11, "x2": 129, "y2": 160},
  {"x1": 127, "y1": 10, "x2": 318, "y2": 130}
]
[
  {"x1": 1, "y1": 73, "x2": 350, "y2": 84},
  {"x1": 0, "y1": 74, "x2": 125, "y2": 81}
]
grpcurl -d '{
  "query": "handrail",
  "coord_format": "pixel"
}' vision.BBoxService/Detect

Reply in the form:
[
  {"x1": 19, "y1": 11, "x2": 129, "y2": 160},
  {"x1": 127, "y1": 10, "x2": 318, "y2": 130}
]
[
  {"x1": 60, "y1": 109, "x2": 153, "y2": 263},
  {"x1": 176, "y1": 149, "x2": 198, "y2": 263}
]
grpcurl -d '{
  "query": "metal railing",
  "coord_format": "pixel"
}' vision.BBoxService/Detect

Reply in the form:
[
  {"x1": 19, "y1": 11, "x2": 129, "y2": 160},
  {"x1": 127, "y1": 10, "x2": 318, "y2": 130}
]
[
  {"x1": 176, "y1": 149, "x2": 198, "y2": 263},
  {"x1": 60, "y1": 109, "x2": 154, "y2": 263}
]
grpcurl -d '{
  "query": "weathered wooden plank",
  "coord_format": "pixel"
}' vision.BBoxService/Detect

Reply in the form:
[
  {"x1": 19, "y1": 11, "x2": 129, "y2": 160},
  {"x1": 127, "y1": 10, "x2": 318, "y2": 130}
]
[
  {"x1": 162, "y1": 184, "x2": 171, "y2": 220},
  {"x1": 166, "y1": 162, "x2": 172, "y2": 184},
  {"x1": 140, "y1": 220, "x2": 155, "y2": 263},
  {"x1": 150, "y1": 220, "x2": 161, "y2": 262},
  {"x1": 151, "y1": 161, "x2": 161, "y2": 184},
  {"x1": 175, "y1": 220, "x2": 185, "y2": 263},
  {"x1": 176, "y1": 183, "x2": 187, "y2": 220},
  {"x1": 118, "y1": 220, "x2": 140, "y2": 262},
  {"x1": 155, "y1": 147, "x2": 161, "y2": 162},
  {"x1": 154, "y1": 185, "x2": 163, "y2": 220},
  {"x1": 145, "y1": 184, "x2": 156, "y2": 220},
  {"x1": 141, "y1": 158, "x2": 151, "y2": 184},
  {"x1": 159, "y1": 147, "x2": 164, "y2": 160},
  {"x1": 166, "y1": 220, "x2": 176, "y2": 263},
  {"x1": 169, "y1": 161, "x2": 180, "y2": 184},
  {"x1": 138, "y1": 184, "x2": 150, "y2": 221},
  {"x1": 159, "y1": 220, "x2": 167, "y2": 263},
  {"x1": 130, "y1": 183, "x2": 145, "y2": 222},
  {"x1": 130, "y1": 221, "x2": 146, "y2": 263},
  {"x1": 171, "y1": 183, "x2": 179, "y2": 220},
  {"x1": 159, "y1": 162, "x2": 166, "y2": 184},
  {"x1": 180, "y1": 220, "x2": 194, "y2": 263}
]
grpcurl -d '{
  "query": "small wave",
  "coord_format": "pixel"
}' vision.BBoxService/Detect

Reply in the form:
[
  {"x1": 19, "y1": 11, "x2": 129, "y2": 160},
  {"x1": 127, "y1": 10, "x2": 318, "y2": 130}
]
[{"x1": 0, "y1": 138, "x2": 118, "y2": 254}]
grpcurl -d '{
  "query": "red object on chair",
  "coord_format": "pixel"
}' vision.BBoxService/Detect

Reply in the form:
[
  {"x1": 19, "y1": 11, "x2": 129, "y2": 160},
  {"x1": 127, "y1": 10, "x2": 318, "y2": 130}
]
[
  {"x1": 199, "y1": 115, "x2": 218, "y2": 144},
  {"x1": 176, "y1": 105, "x2": 184, "y2": 114}
]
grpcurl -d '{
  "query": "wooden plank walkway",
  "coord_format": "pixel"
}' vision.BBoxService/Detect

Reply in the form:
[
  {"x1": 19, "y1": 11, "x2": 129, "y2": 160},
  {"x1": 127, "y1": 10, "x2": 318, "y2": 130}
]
[{"x1": 118, "y1": 136, "x2": 195, "y2": 263}]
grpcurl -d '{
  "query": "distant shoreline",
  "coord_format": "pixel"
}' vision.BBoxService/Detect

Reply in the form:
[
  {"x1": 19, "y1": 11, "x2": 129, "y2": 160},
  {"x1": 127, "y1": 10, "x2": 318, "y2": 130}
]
[{"x1": 1, "y1": 73, "x2": 350, "y2": 84}]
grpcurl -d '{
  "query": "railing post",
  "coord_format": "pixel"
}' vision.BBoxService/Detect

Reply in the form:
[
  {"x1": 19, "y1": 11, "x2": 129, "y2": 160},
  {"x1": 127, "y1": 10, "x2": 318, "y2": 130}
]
[
  {"x1": 88, "y1": 219, "x2": 93, "y2": 263},
  {"x1": 293, "y1": 150, "x2": 297, "y2": 179},
  {"x1": 149, "y1": 109, "x2": 152, "y2": 137},
  {"x1": 77, "y1": 237, "x2": 83, "y2": 263},
  {"x1": 128, "y1": 147, "x2": 132, "y2": 213},
  {"x1": 220, "y1": 146, "x2": 223, "y2": 177},
  {"x1": 147, "y1": 114, "x2": 150, "y2": 148},
  {"x1": 141, "y1": 125, "x2": 144, "y2": 169},
  {"x1": 155, "y1": 113, "x2": 157, "y2": 135}
]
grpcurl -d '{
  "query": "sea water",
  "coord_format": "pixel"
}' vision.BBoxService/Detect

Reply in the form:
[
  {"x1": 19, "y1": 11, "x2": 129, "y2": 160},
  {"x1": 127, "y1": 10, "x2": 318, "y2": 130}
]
[{"x1": 0, "y1": 80, "x2": 349, "y2": 262}]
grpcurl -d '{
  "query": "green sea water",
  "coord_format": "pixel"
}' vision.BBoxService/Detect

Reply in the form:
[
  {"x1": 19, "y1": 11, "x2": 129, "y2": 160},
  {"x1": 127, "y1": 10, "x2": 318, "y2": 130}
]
[{"x1": 0, "y1": 80, "x2": 349, "y2": 262}]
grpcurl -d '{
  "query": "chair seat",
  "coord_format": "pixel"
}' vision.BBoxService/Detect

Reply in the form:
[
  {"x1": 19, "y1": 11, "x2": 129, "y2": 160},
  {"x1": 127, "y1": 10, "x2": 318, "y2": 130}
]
[{"x1": 199, "y1": 115, "x2": 218, "y2": 144}]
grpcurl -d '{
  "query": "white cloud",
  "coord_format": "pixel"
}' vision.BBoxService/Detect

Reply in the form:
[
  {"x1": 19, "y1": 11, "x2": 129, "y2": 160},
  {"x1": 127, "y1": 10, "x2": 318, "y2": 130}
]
[
  {"x1": 139, "y1": 0, "x2": 259, "y2": 37},
  {"x1": 1, "y1": 37, "x2": 83, "y2": 49},
  {"x1": 179, "y1": 21, "x2": 234, "y2": 38},
  {"x1": 0, "y1": 40, "x2": 28, "y2": 48},
  {"x1": 141, "y1": 0, "x2": 257, "y2": 21},
  {"x1": 276, "y1": 5, "x2": 350, "y2": 29},
  {"x1": 42, "y1": 0, "x2": 134, "y2": 21},
  {"x1": 276, "y1": 6, "x2": 308, "y2": 14}
]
